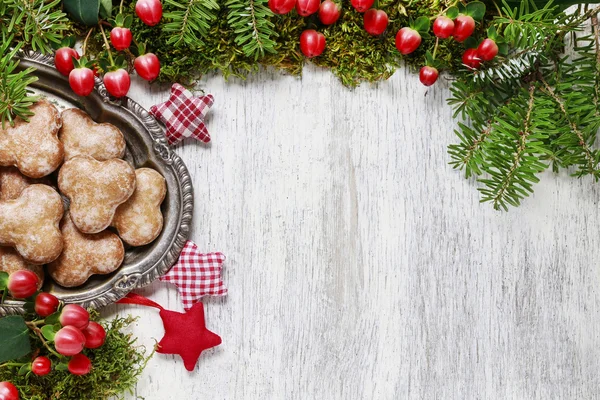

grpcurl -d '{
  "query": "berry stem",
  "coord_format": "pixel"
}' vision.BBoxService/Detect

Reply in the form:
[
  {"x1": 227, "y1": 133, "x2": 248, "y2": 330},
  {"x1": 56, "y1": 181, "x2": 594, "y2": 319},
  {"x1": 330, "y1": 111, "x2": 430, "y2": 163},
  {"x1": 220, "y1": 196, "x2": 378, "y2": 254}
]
[
  {"x1": 82, "y1": 27, "x2": 95, "y2": 56},
  {"x1": 98, "y1": 23, "x2": 115, "y2": 66},
  {"x1": 120, "y1": 0, "x2": 124, "y2": 14},
  {"x1": 433, "y1": 37, "x2": 439, "y2": 60},
  {"x1": 26, "y1": 321, "x2": 62, "y2": 358},
  {"x1": 0, "y1": 362, "x2": 24, "y2": 369}
]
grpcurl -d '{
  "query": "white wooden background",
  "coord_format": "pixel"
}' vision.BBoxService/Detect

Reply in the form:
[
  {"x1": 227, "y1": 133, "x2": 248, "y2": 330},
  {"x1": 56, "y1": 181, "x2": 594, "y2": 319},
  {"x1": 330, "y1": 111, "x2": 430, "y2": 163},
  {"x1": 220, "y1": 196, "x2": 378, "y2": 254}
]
[{"x1": 101, "y1": 65, "x2": 600, "y2": 400}]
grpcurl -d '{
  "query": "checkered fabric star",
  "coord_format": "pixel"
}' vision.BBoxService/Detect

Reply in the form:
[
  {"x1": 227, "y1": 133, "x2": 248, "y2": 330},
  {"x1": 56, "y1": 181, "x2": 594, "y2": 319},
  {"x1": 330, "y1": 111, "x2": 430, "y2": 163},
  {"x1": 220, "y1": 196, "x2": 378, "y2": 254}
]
[
  {"x1": 150, "y1": 83, "x2": 214, "y2": 145},
  {"x1": 160, "y1": 241, "x2": 227, "y2": 310}
]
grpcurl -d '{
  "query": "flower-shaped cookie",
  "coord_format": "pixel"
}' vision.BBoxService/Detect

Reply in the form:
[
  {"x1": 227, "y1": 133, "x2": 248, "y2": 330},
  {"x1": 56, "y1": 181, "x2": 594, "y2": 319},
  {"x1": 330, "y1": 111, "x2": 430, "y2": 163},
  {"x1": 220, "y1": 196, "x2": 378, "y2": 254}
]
[{"x1": 58, "y1": 156, "x2": 136, "y2": 234}]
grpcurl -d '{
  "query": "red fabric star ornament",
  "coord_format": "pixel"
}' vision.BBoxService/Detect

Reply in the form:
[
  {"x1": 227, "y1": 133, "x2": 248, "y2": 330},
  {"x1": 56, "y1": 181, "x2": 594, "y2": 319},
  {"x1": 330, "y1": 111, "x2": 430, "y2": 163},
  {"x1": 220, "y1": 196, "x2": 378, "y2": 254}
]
[
  {"x1": 150, "y1": 83, "x2": 214, "y2": 145},
  {"x1": 160, "y1": 241, "x2": 227, "y2": 310},
  {"x1": 117, "y1": 293, "x2": 221, "y2": 371}
]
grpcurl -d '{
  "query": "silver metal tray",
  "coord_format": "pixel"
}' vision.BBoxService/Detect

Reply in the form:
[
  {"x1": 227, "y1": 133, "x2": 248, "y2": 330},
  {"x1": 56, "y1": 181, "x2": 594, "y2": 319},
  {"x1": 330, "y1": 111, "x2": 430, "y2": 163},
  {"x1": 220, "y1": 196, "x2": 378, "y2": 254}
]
[{"x1": 0, "y1": 50, "x2": 194, "y2": 316}]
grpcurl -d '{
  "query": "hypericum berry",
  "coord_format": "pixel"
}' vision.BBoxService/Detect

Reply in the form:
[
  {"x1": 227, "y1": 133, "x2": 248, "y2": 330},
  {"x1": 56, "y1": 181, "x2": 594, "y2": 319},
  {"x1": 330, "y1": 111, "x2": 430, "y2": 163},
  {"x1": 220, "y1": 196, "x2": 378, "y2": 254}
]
[
  {"x1": 318, "y1": 0, "x2": 340, "y2": 25},
  {"x1": 453, "y1": 15, "x2": 475, "y2": 42},
  {"x1": 419, "y1": 66, "x2": 439, "y2": 86},
  {"x1": 82, "y1": 321, "x2": 107, "y2": 349},
  {"x1": 395, "y1": 27, "x2": 421, "y2": 55},
  {"x1": 350, "y1": 0, "x2": 373, "y2": 12},
  {"x1": 69, "y1": 67, "x2": 95, "y2": 97},
  {"x1": 432, "y1": 15, "x2": 454, "y2": 39},
  {"x1": 54, "y1": 47, "x2": 80, "y2": 76},
  {"x1": 59, "y1": 304, "x2": 90, "y2": 330},
  {"x1": 268, "y1": 0, "x2": 296, "y2": 14},
  {"x1": 68, "y1": 354, "x2": 92, "y2": 376},
  {"x1": 35, "y1": 293, "x2": 60, "y2": 317},
  {"x1": 462, "y1": 48, "x2": 481, "y2": 69},
  {"x1": 31, "y1": 356, "x2": 52, "y2": 376},
  {"x1": 7, "y1": 270, "x2": 39, "y2": 299},
  {"x1": 134, "y1": 53, "x2": 161, "y2": 81},
  {"x1": 296, "y1": 0, "x2": 320, "y2": 16},
  {"x1": 110, "y1": 27, "x2": 132, "y2": 51},
  {"x1": 103, "y1": 69, "x2": 131, "y2": 98},
  {"x1": 135, "y1": 0, "x2": 162, "y2": 26},
  {"x1": 363, "y1": 9, "x2": 388, "y2": 36},
  {"x1": 477, "y1": 38, "x2": 499, "y2": 61},
  {"x1": 54, "y1": 326, "x2": 86, "y2": 356},
  {"x1": 299, "y1": 29, "x2": 326, "y2": 58},
  {"x1": 0, "y1": 381, "x2": 18, "y2": 400}
]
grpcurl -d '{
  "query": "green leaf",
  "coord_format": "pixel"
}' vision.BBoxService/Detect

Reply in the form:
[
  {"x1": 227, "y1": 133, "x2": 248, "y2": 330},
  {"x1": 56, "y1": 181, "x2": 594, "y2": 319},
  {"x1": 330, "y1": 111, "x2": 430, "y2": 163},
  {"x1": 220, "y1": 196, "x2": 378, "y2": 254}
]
[
  {"x1": 55, "y1": 362, "x2": 69, "y2": 371},
  {"x1": 466, "y1": 1, "x2": 486, "y2": 21},
  {"x1": 0, "y1": 271, "x2": 8, "y2": 290},
  {"x1": 41, "y1": 324, "x2": 57, "y2": 342},
  {"x1": 44, "y1": 310, "x2": 60, "y2": 325},
  {"x1": 498, "y1": 42, "x2": 509, "y2": 56},
  {"x1": 487, "y1": 25, "x2": 497, "y2": 39},
  {"x1": 0, "y1": 316, "x2": 31, "y2": 363},
  {"x1": 99, "y1": 0, "x2": 112, "y2": 19},
  {"x1": 447, "y1": 6, "x2": 459, "y2": 19},
  {"x1": 18, "y1": 364, "x2": 30, "y2": 376},
  {"x1": 63, "y1": 0, "x2": 100, "y2": 26},
  {"x1": 413, "y1": 16, "x2": 430, "y2": 33}
]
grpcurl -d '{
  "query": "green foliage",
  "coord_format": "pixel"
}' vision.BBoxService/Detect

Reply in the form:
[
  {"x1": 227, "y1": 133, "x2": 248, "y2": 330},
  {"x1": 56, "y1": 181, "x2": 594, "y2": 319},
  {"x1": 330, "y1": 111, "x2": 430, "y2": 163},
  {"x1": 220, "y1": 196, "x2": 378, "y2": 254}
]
[
  {"x1": 63, "y1": 0, "x2": 101, "y2": 26},
  {"x1": 0, "y1": 315, "x2": 152, "y2": 400},
  {"x1": 226, "y1": 0, "x2": 277, "y2": 58},
  {"x1": 163, "y1": 0, "x2": 220, "y2": 46},
  {"x1": 448, "y1": 1, "x2": 600, "y2": 210},
  {"x1": 0, "y1": 38, "x2": 39, "y2": 128},
  {"x1": 0, "y1": 316, "x2": 31, "y2": 363}
]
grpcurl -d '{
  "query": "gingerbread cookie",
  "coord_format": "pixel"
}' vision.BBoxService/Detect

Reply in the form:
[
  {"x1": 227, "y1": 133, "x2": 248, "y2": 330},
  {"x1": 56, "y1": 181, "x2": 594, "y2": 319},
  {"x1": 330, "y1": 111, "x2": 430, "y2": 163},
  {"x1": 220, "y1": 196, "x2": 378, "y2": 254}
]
[
  {"x1": 0, "y1": 185, "x2": 63, "y2": 264},
  {"x1": 47, "y1": 212, "x2": 124, "y2": 287},
  {"x1": 0, "y1": 247, "x2": 44, "y2": 289},
  {"x1": 0, "y1": 100, "x2": 64, "y2": 178},
  {"x1": 112, "y1": 168, "x2": 166, "y2": 246},
  {"x1": 0, "y1": 166, "x2": 51, "y2": 201},
  {"x1": 58, "y1": 156, "x2": 136, "y2": 234},
  {"x1": 59, "y1": 108, "x2": 126, "y2": 161}
]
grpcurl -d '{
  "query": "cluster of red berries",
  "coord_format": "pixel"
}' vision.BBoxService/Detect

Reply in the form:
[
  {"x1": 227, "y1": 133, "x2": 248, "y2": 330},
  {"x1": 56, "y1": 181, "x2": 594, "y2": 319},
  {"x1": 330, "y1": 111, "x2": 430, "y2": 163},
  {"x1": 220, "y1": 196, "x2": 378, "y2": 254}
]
[
  {"x1": 0, "y1": 271, "x2": 107, "y2": 400},
  {"x1": 54, "y1": 0, "x2": 163, "y2": 99},
  {"x1": 268, "y1": 0, "x2": 390, "y2": 58}
]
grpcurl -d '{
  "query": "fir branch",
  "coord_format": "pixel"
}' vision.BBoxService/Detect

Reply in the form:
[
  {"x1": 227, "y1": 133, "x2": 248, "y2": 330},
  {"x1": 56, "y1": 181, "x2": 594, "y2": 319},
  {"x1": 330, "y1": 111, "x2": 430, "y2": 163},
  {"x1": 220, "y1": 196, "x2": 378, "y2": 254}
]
[
  {"x1": 162, "y1": 0, "x2": 220, "y2": 46},
  {"x1": 0, "y1": 36, "x2": 39, "y2": 129},
  {"x1": 226, "y1": 0, "x2": 277, "y2": 58}
]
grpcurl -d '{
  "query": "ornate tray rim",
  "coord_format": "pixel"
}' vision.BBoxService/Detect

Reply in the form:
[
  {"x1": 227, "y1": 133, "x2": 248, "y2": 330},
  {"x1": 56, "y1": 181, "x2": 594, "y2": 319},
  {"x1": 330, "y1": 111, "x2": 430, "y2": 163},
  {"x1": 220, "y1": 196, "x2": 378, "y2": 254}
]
[{"x1": 0, "y1": 50, "x2": 194, "y2": 315}]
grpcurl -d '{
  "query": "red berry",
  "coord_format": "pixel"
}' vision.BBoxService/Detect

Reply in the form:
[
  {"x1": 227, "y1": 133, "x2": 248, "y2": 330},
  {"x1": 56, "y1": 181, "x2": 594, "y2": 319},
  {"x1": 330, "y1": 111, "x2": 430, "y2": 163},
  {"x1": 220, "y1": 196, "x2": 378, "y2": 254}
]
[
  {"x1": 68, "y1": 354, "x2": 92, "y2": 376},
  {"x1": 363, "y1": 9, "x2": 388, "y2": 36},
  {"x1": 299, "y1": 29, "x2": 326, "y2": 58},
  {"x1": 54, "y1": 47, "x2": 80, "y2": 77},
  {"x1": 7, "y1": 270, "x2": 39, "y2": 299},
  {"x1": 268, "y1": 0, "x2": 296, "y2": 14},
  {"x1": 433, "y1": 16, "x2": 454, "y2": 39},
  {"x1": 54, "y1": 326, "x2": 86, "y2": 356},
  {"x1": 296, "y1": 0, "x2": 320, "y2": 16},
  {"x1": 110, "y1": 27, "x2": 132, "y2": 51},
  {"x1": 453, "y1": 15, "x2": 475, "y2": 42},
  {"x1": 35, "y1": 293, "x2": 60, "y2": 317},
  {"x1": 135, "y1": 0, "x2": 162, "y2": 26},
  {"x1": 103, "y1": 69, "x2": 131, "y2": 98},
  {"x1": 0, "y1": 382, "x2": 18, "y2": 400},
  {"x1": 82, "y1": 321, "x2": 106, "y2": 349},
  {"x1": 318, "y1": 0, "x2": 340, "y2": 25},
  {"x1": 395, "y1": 27, "x2": 422, "y2": 55},
  {"x1": 462, "y1": 48, "x2": 481, "y2": 69},
  {"x1": 350, "y1": 0, "x2": 373, "y2": 12},
  {"x1": 134, "y1": 53, "x2": 161, "y2": 81},
  {"x1": 419, "y1": 66, "x2": 439, "y2": 86},
  {"x1": 59, "y1": 304, "x2": 90, "y2": 330},
  {"x1": 69, "y1": 68, "x2": 95, "y2": 97},
  {"x1": 477, "y1": 38, "x2": 499, "y2": 61},
  {"x1": 31, "y1": 356, "x2": 52, "y2": 376}
]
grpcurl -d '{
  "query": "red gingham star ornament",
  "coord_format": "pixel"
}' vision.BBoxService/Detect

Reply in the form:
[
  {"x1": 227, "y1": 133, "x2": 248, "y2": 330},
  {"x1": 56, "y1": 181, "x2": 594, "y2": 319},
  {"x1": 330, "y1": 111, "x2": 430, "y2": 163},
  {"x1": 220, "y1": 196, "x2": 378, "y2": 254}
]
[
  {"x1": 160, "y1": 241, "x2": 227, "y2": 310},
  {"x1": 150, "y1": 83, "x2": 214, "y2": 145}
]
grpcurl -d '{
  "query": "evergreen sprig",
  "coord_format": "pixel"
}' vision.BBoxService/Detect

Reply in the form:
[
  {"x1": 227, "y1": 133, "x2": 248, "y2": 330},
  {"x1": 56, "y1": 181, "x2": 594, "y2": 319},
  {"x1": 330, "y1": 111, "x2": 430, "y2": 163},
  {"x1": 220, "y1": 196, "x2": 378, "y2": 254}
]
[
  {"x1": 162, "y1": 0, "x2": 220, "y2": 46},
  {"x1": 226, "y1": 0, "x2": 277, "y2": 58},
  {"x1": 0, "y1": 37, "x2": 39, "y2": 129}
]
